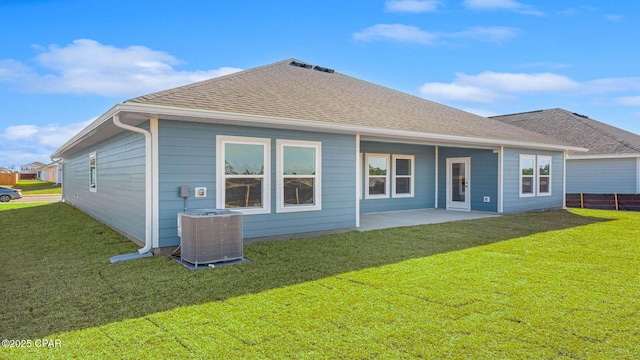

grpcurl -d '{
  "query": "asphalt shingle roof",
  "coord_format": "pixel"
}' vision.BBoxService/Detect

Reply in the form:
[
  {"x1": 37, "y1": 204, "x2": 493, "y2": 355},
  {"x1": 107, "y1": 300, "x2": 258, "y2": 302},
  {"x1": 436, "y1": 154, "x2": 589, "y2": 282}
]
[
  {"x1": 127, "y1": 59, "x2": 567, "y2": 147},
  {"x1": 491, "y1": 108, "x2": 640, "y2": 156}
]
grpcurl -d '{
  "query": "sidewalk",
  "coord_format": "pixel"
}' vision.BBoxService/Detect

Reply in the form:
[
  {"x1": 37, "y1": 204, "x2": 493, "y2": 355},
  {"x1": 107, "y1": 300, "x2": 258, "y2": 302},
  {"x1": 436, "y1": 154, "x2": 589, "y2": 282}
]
[{"x1": 13, "y1": 194, "x2": 62, "y2": 203}]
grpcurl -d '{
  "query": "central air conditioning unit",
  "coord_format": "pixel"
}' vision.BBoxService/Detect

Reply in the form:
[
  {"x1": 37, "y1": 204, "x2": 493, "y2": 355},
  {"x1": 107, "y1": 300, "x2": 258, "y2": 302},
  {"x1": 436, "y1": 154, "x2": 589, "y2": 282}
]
[{"x1": 177, "y1": 209, "x2": 243, "y2": 266}]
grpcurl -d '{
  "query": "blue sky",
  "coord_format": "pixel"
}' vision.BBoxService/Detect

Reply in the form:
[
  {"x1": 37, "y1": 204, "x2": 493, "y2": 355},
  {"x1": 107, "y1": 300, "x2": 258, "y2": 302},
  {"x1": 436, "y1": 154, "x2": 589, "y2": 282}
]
[{"x1": 1, "y1": 0, "x2": 639, "y2": 169}]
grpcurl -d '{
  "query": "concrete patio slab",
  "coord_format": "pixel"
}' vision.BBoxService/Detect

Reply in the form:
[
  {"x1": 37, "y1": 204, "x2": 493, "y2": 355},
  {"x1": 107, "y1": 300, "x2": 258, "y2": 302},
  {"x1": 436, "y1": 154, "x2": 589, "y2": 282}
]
[{"x1": 358, "y1": 208, "x2": 500, "y2": 232}]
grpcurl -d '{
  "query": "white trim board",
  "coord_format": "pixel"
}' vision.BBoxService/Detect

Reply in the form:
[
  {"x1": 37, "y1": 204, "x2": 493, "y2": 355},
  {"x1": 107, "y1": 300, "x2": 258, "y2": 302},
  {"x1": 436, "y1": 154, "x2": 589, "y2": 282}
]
[{"x1": 52, "y1": 103, "x2": 587, "y2": 158}]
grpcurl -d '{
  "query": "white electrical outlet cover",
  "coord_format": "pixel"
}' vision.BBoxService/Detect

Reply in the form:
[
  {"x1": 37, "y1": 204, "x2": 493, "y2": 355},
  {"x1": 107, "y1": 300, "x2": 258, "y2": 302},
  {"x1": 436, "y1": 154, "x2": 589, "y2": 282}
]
[{"x1": 195, "y1": 187, "x2": 207, "y2": 197}]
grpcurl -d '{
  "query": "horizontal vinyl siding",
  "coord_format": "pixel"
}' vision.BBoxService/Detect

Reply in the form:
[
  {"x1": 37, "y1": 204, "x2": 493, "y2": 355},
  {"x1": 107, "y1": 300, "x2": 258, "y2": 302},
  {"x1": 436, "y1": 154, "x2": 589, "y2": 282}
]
[
  {"x1": 437, "y1": 147, "x2": 498, "y2": 212},
  {"x1": 566, "y1": 158, "x2": 638, "y2": 194},
  {"x1": 158, "y1": 120, "x2": 356, "y2": 247},
  {"x1": 62, "y1": 130, "x2": 146, "y2": 241},
  {"x1": 502, "y1": 148, "x2": 564, "y2": 213},
  {"x1": 359, "y1": 142, "x2": 435, "y2": 213}
]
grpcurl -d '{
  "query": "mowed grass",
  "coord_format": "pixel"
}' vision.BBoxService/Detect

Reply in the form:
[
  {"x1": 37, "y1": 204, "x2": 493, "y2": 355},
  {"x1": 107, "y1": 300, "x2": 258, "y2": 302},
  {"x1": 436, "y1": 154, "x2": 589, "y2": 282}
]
[
  {"x1": 1, "y1": 203, "x2": 638, "y2": 358},
  {"x1": 1, "y1": 179, "x2": 62, "y2": 195}
]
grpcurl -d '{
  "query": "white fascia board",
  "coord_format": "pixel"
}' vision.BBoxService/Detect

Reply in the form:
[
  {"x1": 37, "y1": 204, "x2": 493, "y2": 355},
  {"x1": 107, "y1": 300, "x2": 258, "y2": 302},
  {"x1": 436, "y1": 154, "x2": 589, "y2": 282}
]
[
  {"x1": 568, "y1": 153, "x2": 640, "y2": 160},
  {"x1": 51, "y1": 105, "x2": 120, "y2": 158},
  {"x1": 52, "y1": 102, "x2": 587, "y2": 158},
  {"x1": 123, "y1": 103, "x2": 588, "y2": 151}
]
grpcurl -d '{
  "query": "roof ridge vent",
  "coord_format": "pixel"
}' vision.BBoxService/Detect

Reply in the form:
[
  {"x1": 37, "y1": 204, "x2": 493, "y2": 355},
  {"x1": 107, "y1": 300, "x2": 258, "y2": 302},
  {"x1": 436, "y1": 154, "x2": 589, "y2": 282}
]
[
  {"x1": 313, "y1": 65, "x2": 334, "y2": 74},
  {"x1": 290, "y1": 60, "x2": 312, "y2": 69},
  {"x1": 572, "y1": 112, "x2": 589, "y2": 118}
]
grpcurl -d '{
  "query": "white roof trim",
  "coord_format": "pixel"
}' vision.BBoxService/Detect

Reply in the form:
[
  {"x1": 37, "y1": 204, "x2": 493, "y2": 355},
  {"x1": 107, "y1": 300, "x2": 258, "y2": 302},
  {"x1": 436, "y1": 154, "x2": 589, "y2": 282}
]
[
  {"x1": 52, "y1": 102, "x2": 587, "y2": 158},
  {"x1": 51, "y1": 105, "x2": 120, "y2": 158},
  {"x1": 568, "y1": 153, "x2": 640, "y2": 160}
]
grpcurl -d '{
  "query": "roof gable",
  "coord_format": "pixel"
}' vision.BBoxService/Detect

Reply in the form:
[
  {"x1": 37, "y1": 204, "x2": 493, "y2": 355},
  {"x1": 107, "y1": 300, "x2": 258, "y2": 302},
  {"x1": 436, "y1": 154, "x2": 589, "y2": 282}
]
[
  {"x1": 491, "y1": 108, "x2": 640, "y2": 156},
  {"x1": 127, "y1": 59, "x2": 567, "y2": 147}
]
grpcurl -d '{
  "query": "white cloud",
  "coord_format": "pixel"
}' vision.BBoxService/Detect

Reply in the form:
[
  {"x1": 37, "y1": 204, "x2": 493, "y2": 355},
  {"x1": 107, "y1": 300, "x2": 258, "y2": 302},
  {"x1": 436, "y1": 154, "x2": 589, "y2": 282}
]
[
  {"x1": 418, "y1": 71, "x2": 640, "y2": 108},
  {"x1": 0, "y1": 120, "x2": 94, "y2": 167},
  {"x1": 354, "y1": 25, "x2": 518, "y2": 45},
  {"x1": 462, "y1": 108, "x2": 498, "y2": 117},
  {"x1": 583, "y1": 77, "x2": 640, "y2": 94},
  {"x1": 447, "y1": 26, "x2": 519, "y2": 44},
  {"x1": 385, "y1": 0, "x2": 442, "y2": 13},
  {"x1": 462, "y1": 0, "x2": 544, "y2": 16},
  {"x1": 558, "y1": 6, "x2": 596, "y2": 16},
  {"x1": 0, "y1": 39, "x2": 242, "y2": 97},
  {"x1": 419, "y1": 71, "x2": 580, "y2": 102},
  {"x1": 0, "y1": 59, "x2": 34, "y2": 81},
  {"x1": 4, "y1": 125, "x2": 40, "y2": 139},
  {"x1": 419, "y1": 82, "x2": 503, "y2": 103},
  {"x1": 353, "y1": 24, "x2": 437, "y2": 45},
  {"x1": 459, "y1": 72, "x2": 580, "y2": 92},
  {"x1": 617, "y1": 96, "x2": 640, "y2": 106},
  {"x1": 3, "y1": 120, "x2": 92, "y2": 148}
]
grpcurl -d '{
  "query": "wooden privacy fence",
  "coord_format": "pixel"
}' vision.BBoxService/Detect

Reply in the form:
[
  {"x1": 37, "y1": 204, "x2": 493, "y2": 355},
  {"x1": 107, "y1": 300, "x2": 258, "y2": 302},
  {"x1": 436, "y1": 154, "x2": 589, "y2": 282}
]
[
  {"x1": 566, "y1": 193, "x2": 640, "y2": 211},
  {"x1": 0, "y1": 173, "x2": 19, "y2": 185}
]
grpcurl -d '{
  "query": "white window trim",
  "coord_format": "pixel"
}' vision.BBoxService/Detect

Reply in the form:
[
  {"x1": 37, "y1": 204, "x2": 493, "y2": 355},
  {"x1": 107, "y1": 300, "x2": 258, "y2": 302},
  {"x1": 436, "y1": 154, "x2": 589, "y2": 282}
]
[
  {"x1": 392, "y1": 154, "x2": 415, "y2": 198},
  {"x1": 519, "y1": 154, "x2": 536, "y2": 198},
  {"x1": 89, "y1": 151, "x2": 97, "y2": 193},
  {"x1": 276, "y1": 139, "x2": 322, "y2": 213},
  {"x1": 365, "y1": 153, "x2": 390, "y2": 199},
  {"x1": 537, "y1": 155, "x2": 552, "y2": 196},
  {"x1": 216, "y1": 135, "x2": 271, "y2": 215}
]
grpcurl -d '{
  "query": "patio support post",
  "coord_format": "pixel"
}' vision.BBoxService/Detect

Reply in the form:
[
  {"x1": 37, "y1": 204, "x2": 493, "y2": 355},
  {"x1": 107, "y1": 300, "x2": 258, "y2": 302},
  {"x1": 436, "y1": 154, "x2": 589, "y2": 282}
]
[
  {"x1": 636, "y1": 157, "x2": 640, "y2": 194},
  {"x1": 498, "y1": 146, "x2": 504, "y2": 213}
]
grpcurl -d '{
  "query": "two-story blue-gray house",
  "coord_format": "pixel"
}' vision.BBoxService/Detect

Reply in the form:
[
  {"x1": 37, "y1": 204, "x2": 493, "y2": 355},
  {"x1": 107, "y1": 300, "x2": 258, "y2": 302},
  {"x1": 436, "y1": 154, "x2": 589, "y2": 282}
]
[{"x1": 51, "y1": 59, "x2": 584, "y2": 256}]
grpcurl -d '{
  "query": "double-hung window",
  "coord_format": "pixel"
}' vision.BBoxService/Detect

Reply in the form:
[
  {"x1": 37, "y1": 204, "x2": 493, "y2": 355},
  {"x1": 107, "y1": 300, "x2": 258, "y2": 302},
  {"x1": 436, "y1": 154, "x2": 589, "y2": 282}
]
[
  {"x1": 519, "y1": 154, "x2": 552, "y2": 197},
  {"x1": 519, "y1": 155, "x2": 535, "y2": 197},
  {"x1": 365, "y1": 153, "x2": 390, "y2": 199},
  {"x1": 217, "y1": 136, "x2": 270, "y2": 215},
  {"x1": 392, "y1": 155, "x2": 414, "y2": 198},
  {"x1": 537, "y1": 156, "x2": 552, "y2": 196},
  {"x1": 89, "y1": 152, "x2": 97, "y2": 193},
  {"x1": 276, "y1": 140, "x2": 321, "y2": 213}
]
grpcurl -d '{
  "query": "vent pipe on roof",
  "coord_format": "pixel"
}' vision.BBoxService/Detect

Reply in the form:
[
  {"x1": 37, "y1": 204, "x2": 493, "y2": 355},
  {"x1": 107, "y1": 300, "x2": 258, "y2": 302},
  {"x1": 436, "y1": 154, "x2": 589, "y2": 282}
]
[
  {"x1": 290, "y1": 60, "x2": 312, "y2": 69},
  {"x1": 313, "y1": 65, "x2": 334, "y2": 73},
  {"x1": 289, "y1": 60, "x2": 334, "y2": 73}
]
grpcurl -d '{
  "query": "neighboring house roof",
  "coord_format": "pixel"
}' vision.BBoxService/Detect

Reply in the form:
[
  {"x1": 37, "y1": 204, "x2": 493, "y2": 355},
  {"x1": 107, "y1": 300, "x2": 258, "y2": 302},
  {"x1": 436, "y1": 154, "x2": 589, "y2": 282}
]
[
  {"x1": 20, "y1": 161, "x2": 47, "y2": 172},
  {"x1": 0, "y1": 166, "x2": 12, "y2": 173},
  {"x1": 491, "y1": 108, "x2": 640, "y2": 157},
  {"x1": 53, "y1": 59, "x2": 584, "y2": 158}
]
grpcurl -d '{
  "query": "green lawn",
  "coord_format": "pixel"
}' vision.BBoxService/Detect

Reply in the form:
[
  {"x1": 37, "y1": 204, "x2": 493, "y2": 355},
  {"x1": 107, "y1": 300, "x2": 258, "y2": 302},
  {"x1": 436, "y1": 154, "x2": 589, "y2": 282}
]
[
  {"x1": 1, "y1": 203, "x2": 638, "y2": 358},
  {"x1": 1, "y1": 179, "x2": 62, "y2": 195}
]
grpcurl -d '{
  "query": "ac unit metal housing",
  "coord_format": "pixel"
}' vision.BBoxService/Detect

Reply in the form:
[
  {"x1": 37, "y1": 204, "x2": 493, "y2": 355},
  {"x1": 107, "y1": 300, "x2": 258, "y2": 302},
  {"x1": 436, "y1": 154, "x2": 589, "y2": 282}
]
[{"x1": 177, "y1": 209, "x2": 243, "y2": 266}]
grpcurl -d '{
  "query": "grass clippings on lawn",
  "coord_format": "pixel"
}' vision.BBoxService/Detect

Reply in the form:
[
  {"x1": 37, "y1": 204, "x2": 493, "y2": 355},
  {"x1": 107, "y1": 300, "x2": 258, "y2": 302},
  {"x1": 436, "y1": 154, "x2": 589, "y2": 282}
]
[{"x1": 1, "y1": 203, "x2": 638, "y2": 358}]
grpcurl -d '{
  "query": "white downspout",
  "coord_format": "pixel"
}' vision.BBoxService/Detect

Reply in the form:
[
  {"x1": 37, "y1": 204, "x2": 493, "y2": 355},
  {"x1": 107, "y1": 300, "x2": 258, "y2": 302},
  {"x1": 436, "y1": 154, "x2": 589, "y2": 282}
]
[
  {"x1": 563, "y1": 151, "x2": 568, "y2": 209},
  {"x1": 112, "y1": 114, "x2": 153, "y2": 257}
]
